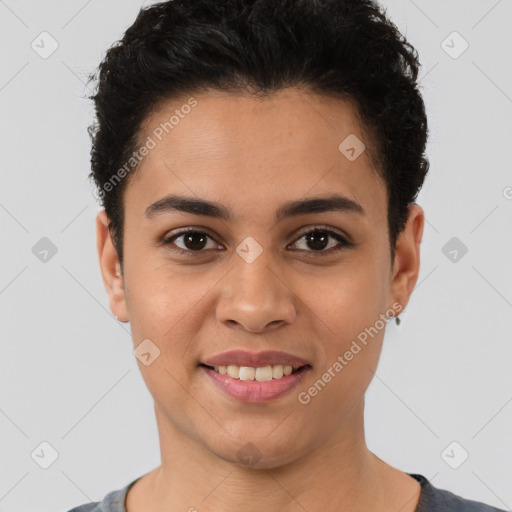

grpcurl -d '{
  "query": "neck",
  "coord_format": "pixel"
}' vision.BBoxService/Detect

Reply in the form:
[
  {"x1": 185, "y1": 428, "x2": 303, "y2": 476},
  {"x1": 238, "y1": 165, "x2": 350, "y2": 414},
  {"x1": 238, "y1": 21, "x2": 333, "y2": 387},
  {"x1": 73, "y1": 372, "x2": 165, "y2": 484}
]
[{"x1": 133, "y1": 397, "x2": 416, "y2": 512}]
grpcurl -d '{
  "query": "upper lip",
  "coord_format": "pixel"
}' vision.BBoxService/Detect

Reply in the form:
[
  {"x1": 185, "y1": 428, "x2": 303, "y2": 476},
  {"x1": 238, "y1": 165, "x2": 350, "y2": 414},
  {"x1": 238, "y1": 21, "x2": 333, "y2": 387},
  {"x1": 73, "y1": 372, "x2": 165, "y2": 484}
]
[{"x1": 202, "y1": 349, "x2": 311, "y2": 368}]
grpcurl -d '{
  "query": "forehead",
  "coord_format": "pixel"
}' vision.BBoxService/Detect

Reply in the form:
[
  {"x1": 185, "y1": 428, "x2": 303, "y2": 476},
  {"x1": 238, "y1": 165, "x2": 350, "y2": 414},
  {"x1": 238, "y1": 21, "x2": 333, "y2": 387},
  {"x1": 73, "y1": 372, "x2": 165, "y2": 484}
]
[{"x1": 125, "y1": 88, "x2": 387, "y2": 225}]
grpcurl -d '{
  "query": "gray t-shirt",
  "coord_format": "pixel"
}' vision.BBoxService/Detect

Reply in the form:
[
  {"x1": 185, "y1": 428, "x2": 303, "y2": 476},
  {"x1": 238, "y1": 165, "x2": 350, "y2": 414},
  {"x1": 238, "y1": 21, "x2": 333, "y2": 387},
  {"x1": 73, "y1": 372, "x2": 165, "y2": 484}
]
[{"x1": 66, "y1": 473, "x2": 508, "y2": 511}]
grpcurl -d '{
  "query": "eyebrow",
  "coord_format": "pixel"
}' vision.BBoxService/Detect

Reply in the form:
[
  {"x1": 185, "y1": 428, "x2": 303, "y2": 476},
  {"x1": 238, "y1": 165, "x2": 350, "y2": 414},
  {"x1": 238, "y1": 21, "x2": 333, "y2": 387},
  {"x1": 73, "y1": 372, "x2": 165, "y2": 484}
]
[{"x1": 145, "y1": 193, "x2": 365, "y2": 222}]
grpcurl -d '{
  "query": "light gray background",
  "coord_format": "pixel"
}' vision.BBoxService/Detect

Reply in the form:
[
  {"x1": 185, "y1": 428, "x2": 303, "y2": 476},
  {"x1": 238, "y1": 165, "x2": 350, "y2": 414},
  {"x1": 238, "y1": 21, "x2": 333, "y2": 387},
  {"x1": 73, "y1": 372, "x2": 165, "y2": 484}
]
[{"x1": 1, "y1": 0, "x2": 511, "y2": 511}]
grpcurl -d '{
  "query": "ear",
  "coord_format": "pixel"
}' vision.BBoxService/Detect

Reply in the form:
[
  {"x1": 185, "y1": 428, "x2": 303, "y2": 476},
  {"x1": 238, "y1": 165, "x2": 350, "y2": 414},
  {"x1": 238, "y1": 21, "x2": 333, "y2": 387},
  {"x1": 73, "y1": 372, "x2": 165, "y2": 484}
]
[
  {"x1": 96, "y1": 209, "x2": 129, "y2": 322},
  {"x1": 388, "y1": 203, "x2": 425, "y2": 315}
]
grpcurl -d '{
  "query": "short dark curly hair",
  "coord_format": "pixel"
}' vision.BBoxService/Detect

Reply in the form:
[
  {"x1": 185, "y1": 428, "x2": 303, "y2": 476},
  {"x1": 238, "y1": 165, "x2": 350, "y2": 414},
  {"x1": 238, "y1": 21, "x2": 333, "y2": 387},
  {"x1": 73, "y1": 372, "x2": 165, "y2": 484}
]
[{"x1": 87, "y1": 0, "x2": 429, "y2": 270}]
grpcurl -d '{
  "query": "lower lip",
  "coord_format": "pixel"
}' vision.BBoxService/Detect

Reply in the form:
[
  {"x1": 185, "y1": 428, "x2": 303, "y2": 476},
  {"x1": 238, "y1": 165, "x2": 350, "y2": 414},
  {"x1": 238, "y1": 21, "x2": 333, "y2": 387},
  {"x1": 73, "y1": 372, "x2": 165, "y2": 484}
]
[{"x1": 200, "y1": 365, "x2": 311, "y2": 403}]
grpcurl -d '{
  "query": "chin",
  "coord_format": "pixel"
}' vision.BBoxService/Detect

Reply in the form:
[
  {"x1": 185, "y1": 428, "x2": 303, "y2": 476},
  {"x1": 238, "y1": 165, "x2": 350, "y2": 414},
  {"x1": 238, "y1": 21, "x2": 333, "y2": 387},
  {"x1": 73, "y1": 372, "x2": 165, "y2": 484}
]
[{"x1": 205, "y1": 433, "x2": 309, "y2": 470}]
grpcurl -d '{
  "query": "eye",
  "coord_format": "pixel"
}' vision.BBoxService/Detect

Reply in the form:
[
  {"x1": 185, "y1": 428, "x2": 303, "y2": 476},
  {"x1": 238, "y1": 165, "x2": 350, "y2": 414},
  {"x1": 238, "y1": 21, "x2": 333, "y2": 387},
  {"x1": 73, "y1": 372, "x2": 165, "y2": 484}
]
[
  {"x1": 288, "y1": 227, "x2": 352, "y2": 256},
  {"x1": 163, "y1": 228, "x2": 221, "y2": 256},
  {"x1": 163, "y1": 226, "x2": 353, "y2": 257}
]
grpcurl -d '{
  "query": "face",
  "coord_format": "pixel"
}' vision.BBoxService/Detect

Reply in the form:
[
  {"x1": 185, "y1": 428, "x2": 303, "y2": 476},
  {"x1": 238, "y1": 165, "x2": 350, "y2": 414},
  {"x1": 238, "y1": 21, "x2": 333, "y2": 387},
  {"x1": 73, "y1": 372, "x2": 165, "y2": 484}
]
[{"x1": 97, "y1": 87, "x2": 423, "y2": 468}]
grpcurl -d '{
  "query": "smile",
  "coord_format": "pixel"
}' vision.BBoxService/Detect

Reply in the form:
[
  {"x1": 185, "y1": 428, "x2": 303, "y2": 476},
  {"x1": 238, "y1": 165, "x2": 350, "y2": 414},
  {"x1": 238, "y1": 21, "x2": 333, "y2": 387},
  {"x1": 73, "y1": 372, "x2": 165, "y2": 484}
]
[
  {"x1": 200, "y1": 363, "x2": 308, "y2": 381},
  {"x1": 200, "y1": 364, "x2": 311, "y2": 403}
]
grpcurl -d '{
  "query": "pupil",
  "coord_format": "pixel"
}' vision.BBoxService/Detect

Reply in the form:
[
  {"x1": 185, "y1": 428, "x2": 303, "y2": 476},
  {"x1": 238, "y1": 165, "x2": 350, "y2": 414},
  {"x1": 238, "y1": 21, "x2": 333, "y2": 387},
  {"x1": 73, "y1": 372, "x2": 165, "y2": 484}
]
[
  {"x1": 306, "y1": 230, "x2": 328, "y2": 251},
  {"x1": 185, "y1": 232, "x2": 207, "y2": 251}
]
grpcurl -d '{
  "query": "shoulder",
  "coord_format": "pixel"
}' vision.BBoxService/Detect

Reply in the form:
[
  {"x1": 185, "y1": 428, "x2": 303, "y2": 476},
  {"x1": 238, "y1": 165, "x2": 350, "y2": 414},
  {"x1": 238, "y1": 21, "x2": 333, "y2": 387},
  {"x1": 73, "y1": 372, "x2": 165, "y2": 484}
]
[
  {"x1": 426, "y1": 486, "x2": 508, "y2": 511},
  {"x1": 65, "y1": 477, "x2": 141, "y2": 512},
  {"x1": 65, "y1": 504, "x2": 101, "y2": 512},
  {"x1": 409, "y1": 473, "x2": 508, "y2": 512}
]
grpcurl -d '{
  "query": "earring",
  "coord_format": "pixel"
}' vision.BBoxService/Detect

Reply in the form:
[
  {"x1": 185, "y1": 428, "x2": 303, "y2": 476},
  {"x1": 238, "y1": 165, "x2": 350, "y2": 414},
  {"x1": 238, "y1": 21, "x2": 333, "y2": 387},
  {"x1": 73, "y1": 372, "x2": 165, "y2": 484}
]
[{"x1": 386, "y1": 313, "x2": 401, "y2": 325}]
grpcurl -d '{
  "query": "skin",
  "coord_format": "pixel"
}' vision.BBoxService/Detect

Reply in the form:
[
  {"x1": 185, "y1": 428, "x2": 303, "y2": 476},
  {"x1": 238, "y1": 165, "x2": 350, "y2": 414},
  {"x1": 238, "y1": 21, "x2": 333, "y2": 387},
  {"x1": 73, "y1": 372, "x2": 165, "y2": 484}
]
[{"x1": 97, "y1": 87, "x2": 425, "y2": 512}]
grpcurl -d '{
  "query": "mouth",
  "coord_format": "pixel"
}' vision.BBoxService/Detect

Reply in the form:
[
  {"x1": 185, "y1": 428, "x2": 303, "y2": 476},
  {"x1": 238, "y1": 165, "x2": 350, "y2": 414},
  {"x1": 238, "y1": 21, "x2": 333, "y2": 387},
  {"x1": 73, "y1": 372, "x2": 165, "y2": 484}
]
[
  {"x1": 198, "y1": 349, "x2": 313, "y2": 402},
  {"x1": 199, "y1": 362, "x2": 312, "y2": 403},
  {"x1": 199, "y1": 363, "x2": 311, "y2": 381}
]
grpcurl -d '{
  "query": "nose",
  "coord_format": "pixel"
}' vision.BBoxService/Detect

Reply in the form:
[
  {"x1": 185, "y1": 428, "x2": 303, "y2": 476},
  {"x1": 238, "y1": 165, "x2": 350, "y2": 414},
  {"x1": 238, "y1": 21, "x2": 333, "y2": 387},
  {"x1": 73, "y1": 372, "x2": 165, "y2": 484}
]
[{"x1": 216, "y1": 251, "x2": 296, "y2": 333}]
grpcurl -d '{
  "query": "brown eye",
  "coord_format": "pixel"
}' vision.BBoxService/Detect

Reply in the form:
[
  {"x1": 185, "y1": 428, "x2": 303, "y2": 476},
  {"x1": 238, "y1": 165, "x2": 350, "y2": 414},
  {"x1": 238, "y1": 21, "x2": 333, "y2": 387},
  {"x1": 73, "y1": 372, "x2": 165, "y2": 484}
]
[
  {"x1": 163, "y1": 226, "x2": 353, "y2": 258},
  {"x1": 289, "y1": 228, "x2": 352, "y2": 255},
  {"x1": 164, "y1": 229, "x2": 220, "y2": 254}
]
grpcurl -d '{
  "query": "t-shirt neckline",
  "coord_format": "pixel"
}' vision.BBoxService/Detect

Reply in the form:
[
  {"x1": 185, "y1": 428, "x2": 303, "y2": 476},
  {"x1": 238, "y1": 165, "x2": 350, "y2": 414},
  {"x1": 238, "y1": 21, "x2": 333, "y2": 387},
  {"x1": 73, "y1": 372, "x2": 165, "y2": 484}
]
[{"x1": 120, "y1": 472, "x2": 431, "y2": 512}]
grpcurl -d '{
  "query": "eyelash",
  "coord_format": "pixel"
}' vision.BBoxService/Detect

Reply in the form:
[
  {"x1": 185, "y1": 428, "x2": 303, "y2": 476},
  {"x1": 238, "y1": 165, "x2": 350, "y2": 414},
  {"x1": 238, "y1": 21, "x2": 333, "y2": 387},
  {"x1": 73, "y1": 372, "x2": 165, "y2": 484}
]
[{"x1": 162, "y1": 227, "x2": 353, "y2": 258}]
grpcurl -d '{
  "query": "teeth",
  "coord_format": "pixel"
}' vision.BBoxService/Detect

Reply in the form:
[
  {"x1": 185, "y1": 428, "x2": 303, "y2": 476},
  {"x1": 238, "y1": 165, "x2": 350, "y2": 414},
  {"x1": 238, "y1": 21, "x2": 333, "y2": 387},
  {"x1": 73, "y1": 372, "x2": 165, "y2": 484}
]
[
  {"x1": 255, "y1": 366, "x2": 273, "y2": 381},
  {"x1": 239, "y1": 366, "x2": 255, "y2": 380},
  {"x1": 227, "y1": 365, "x2": 239, "y2": 379},
  {"x1": 272, "y1": 365, "x2": 284, "y2": 379},
  {"x1": 211, "y1": 364, "x2": 300, "y2": 381}
]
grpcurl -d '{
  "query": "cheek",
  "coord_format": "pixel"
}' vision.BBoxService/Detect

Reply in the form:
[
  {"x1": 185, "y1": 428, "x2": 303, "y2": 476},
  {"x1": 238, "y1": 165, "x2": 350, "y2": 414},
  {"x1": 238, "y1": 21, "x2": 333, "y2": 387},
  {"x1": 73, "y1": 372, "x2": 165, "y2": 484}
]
[
  {"x1": 300, "y1": 295, "x2": 384, "y2": 428},
  {"x1": 298, "y1": 260, "x2": 387, "y2": 384},
  {"x1": 125, "y1": 257, "x2": 204, "y2": 323},
  {"x1": 125, "y1": 274, "x2": 207, "y2": 409},
  {"x1": 300, "y1": 257, "x2": 387, "y2": 329}
]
